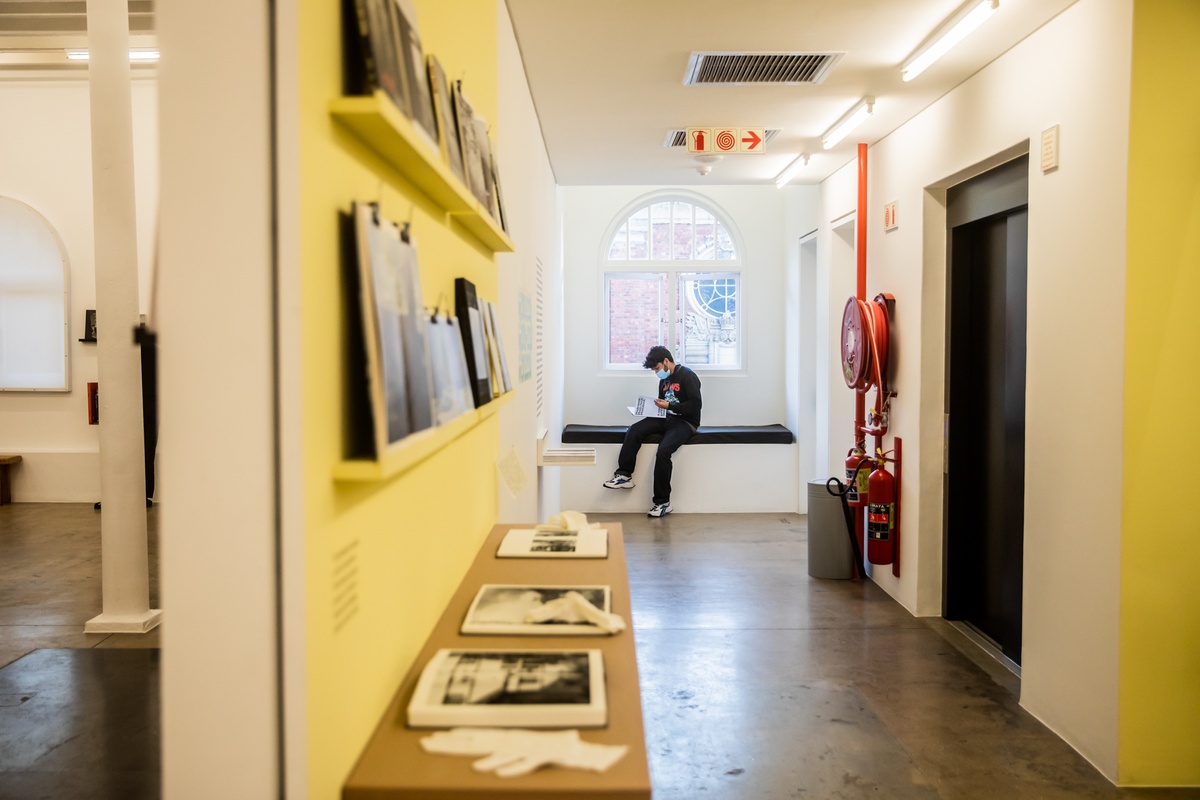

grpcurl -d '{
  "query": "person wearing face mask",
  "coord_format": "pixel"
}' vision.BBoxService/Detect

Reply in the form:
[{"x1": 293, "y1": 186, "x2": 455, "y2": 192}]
[{"x1": 603, "y1": 345, "x2": 702, "y2": 517}]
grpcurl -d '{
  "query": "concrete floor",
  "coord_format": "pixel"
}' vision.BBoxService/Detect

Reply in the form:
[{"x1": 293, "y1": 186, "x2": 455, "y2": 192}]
[{"x1": 0, "y1": 504, "x2": 1196, "y2": 799}]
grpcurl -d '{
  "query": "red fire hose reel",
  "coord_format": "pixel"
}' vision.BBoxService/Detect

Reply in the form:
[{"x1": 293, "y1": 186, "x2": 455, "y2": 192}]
[{"x1": 840, "y1": 293, "x2": 899, "y2": 568}]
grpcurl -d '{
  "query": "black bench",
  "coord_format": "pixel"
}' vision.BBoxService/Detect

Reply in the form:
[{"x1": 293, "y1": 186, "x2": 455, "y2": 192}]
[{"x1": 562, "y1": 424, "x2": 793, "y2": 445}]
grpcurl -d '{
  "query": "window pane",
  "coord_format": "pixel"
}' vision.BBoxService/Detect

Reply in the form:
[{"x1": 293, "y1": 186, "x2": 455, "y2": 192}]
[
  {"x1": 607, "y1": 223, "x2": 628, "y2": 260},
  {"x1": 674, "y1": 272, "x2": 740, "y2": 369},
  {"x1": 715, "y1": 222, "x2": 736, "y2": 260},
  {"x1": 694, "y1": 206, "x2": 716, "y2": 259},
  {"x1": 627, "y1": 207, "x2": 649, "y2": 260},
  {"x1": 606, "y1": 273, "x2": 666, "y2": 367},
  {"x1": 672, "y1": 202, "x2": 693, "y2": 260},
  {"x1": 0, "y1": 197, "x2": 68, "y2": 390},
  {"x1": 650, "y1": 201, "x2": 671, "y2": 260}
]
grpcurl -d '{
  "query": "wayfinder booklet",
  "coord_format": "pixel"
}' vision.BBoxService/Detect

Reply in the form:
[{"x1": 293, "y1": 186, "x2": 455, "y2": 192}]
[{"x1": 627, "y1": 396, "x2": 667, "y2": 418}]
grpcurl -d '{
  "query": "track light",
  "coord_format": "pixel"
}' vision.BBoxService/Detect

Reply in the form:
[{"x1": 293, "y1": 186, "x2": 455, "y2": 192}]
[
  {"x1": 821, "y1": 98, "x2": 873, "y2": 150},
  {"x1": 901, "y1": 0, "x2": 998, "y2": 82},
  {"x1": 774, "y1": 154, "x2": 810, "y2": 188},
  {"x1": 65, "y1": 49, "x2": 160, "y2": 62}
]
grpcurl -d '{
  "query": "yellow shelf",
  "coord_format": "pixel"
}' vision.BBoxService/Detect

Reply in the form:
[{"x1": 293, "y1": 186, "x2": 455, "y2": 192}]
[
  {"x1": 333, "y1": 392, "x2": 513, "y2": 483},
  {"x1": 329, "y1": 92, "x2": 514, "y2": 253}
]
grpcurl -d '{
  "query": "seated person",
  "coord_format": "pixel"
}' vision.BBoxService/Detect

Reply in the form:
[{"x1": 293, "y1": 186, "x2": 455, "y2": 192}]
[{"x1": 603, "y1": 346, "x2": 702, "y2": 518}]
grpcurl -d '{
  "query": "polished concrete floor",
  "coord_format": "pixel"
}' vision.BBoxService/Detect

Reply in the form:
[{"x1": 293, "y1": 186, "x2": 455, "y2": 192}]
[{"x1": 1, "y1": 504, "x2": 1196, "y2": 799}]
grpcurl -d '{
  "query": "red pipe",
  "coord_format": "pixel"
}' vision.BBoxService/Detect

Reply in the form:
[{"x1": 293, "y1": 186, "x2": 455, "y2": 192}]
[{"x1": 855, "y1": 143, "x2": 868, "y2": 566}]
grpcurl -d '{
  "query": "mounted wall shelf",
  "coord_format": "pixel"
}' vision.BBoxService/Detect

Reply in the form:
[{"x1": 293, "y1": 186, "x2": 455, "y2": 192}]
[
  {"x1": 329, "y1": 92, "x2": 514, "y2": 253},
  {"x1": 333, "y1": 392, "x2": 513, "y2": 483}
]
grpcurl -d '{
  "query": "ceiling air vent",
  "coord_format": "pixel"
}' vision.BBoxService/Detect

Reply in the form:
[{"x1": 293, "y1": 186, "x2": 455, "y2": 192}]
[
  {"x1": 684, "y1": 51, "x2": 843, "y2": 86},
  {"x1": 663, "y1": 128, "x2": 781, "y2": 148}
]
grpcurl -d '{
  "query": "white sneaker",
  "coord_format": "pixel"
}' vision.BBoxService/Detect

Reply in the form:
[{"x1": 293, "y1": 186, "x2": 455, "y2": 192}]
[
  {"x1": 647, "y1": 503, "x2": 672, "y2": 518},
  {"x1": 603, "y1": 474, "x2": 634, "y2": 489}
]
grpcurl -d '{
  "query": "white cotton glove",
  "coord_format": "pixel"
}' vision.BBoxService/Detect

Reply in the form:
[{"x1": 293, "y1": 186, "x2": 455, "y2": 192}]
[
  {"x1": 523, "y1": 591, "x2": 627, "y2": 634},
  {"x1": 535, "y1": 510, "x2": 597, "y2": 533},
  {"x1": 419, "y1": 728, "x2": 629, "y2": 777}
]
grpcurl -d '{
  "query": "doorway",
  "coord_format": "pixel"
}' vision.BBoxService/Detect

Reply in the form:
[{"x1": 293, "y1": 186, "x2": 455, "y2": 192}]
[{"x1": 944, "y1": 155, "x2": 1028, "y2": 665}]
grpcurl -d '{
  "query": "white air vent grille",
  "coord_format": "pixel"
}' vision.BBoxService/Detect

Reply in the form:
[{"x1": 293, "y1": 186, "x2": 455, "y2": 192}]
[
  {"x1": 684, "y1": 52, "x2": 843, "y2": 86},
  {"x1": 663, "y1": 128, "x2": 781, "y2": 148}
]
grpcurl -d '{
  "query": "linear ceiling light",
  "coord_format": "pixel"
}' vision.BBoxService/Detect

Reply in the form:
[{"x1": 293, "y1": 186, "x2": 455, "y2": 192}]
[
  {"x1": 775, "y1": 154, "x2": 810, "y2": 188},
  {"x1": 65, "y1": 49, "x2": 160, "y2": 62},
  {"x1": 901, "y1": 0, "x2": 998, "y2": 82},
  {"x1": 821, "y1": 97, "x2": 874, "y2": 150}
]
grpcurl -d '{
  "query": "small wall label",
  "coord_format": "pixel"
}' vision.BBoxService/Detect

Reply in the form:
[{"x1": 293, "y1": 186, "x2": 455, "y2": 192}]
[{"x1": 883, "y1": 201, "x2": 898, "y2": 231}]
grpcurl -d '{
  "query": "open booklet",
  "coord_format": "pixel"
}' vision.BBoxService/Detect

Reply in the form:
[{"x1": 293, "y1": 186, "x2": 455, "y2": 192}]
[{"x1": 627, "y1": 395, "x2": 667, "y2": 418}]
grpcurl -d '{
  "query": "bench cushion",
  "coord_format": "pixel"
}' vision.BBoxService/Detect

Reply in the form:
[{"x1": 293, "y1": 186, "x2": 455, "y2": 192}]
[{"x1": 562, "y1": 424, "x2": 793, "y2": 445}]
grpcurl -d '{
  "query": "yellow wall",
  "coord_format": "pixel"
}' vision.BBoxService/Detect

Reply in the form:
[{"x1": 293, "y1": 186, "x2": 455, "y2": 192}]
[
  {"x1": 1120, "y1": 0, "x2": 1200, "y2": 785},
  {"x1": 296, "y1": 2, "x2": 503, "y2": 797}
]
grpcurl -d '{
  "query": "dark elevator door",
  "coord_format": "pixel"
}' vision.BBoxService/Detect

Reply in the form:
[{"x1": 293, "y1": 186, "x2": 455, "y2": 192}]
[{"x1": 945, "y1": 161, "x2": 1028, "y2": 664}]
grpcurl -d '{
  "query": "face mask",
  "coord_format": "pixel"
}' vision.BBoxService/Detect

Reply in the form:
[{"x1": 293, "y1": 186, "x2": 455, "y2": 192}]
[{"x1": 656, "y1": 369, "x2": 670, "y2": 380}]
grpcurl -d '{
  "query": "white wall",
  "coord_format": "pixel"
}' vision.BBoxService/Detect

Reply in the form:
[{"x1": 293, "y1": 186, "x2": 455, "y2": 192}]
[
  {"x1": 560, "y1": 185, "x2": 793, "y2": 430},
  {"x1": 808, "y1": 0, "x2": 1132, "y2": 778},
  {"x1": 782, "y1": 186, "x2": 821, "y2": 512},
  {"x1": 0, "y1": 78, "x2": 159, "y2": 502},
  {"x1": 496, "y1": 1, "x2": 561, "y2": 525}
]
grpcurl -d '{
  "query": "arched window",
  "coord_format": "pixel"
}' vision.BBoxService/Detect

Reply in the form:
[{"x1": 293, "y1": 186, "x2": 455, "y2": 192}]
[
  {"x1": 0, "y1": 197, "x2": 70, "y2": 391},
  {"x1": 603, "y1": 196, "x2": 741, "y2": 370}
]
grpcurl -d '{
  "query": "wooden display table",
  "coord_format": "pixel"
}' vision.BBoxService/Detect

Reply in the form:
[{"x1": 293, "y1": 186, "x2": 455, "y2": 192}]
[{"x1": 343, "y1": 523, "x2": 650, "y2": 800}]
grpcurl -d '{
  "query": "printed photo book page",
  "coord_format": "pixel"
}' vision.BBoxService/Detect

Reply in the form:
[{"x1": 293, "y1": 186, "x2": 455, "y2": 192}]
[
  {"x1": 627, "y1": 396, "x2": 667, "y2": 418},
  {"x1": 407, "y1": 649, "x2": 607, "y2": 729},
  {"x1": 461, "y1": 585, "x2": 613, "y2": 636},
  {"x1": 496, "y1": 527, "x2": 609, "y2": 559}
]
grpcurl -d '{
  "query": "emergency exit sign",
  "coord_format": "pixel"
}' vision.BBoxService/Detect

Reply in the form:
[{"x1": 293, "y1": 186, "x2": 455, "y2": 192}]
[{"x1": 686, "y1": 128, "x2": 765, "y2": 154}]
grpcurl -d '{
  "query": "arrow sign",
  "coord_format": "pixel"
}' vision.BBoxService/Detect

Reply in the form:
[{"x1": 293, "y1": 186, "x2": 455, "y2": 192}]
[{"x1": 739, "y1": 128, "x2": 765, "y2": 153}]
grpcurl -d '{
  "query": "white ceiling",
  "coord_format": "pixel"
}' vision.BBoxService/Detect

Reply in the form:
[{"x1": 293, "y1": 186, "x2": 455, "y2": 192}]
[{"x1": 505, "y1": 0, "x2": 1078, "y2": 186}]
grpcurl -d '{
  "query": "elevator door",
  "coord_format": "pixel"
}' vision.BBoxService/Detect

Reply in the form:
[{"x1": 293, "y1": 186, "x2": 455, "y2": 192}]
[{"x1": 944, "y1": 160, "x2": 1028, "y2": 665}]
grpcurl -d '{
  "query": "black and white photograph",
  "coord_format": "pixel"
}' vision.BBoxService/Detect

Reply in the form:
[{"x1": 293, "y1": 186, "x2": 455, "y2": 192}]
[
  {"x1": 354, "y1": 201, "x2": 412, "y2": 451},
  {"x1": 388, "y1": 229, "x2": 435, "y2": 433},
  {"x1": 426, "y1": 55, "x2": 465, "y2": 184},
  {"x1": 407, "y1": 649, "x2": 607, "y2": 729},
  {"x1": 391, "y1": 0, "x2": 438, "y2": 146},
  {"x1": 427, "y1": 312, "x2": 475, "y2": 426},
  {"x1": 453, "y1": 80, "x2": 490, "y2": 209},
  {"x1": 348, "y1": 0, "x2": 408, "y2": 115},
  {"x1": 461, "y1": 585, "x2": 612, "y2": 636},
  {"x1": 496, "y1": 526, "x2": 608, "y2": 559}
]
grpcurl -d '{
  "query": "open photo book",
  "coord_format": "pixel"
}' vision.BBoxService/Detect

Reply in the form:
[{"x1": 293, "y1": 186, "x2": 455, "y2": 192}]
[
  {"x1": 496, "y1": 527, "x2": 608, "y2": 558},
  {"x1": 407, "y1": 649, "x2": 607, "y2": 728},
  {"x1": 627, "y1": 395, "x2": 666, "y2": 418},
  {"x1": 461, "y1": 585, "x2": 616, "y2": 636}
]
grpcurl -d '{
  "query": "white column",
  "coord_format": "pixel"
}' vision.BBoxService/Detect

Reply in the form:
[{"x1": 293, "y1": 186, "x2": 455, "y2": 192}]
[{"x1": 84, "y1": 0, "x2": 161, "y2": 634}]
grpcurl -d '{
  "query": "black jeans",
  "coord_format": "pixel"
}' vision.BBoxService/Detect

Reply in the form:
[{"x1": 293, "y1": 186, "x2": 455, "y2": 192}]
[{"x1": 616, "y1": 415, "x2": 695, "y2": 505}]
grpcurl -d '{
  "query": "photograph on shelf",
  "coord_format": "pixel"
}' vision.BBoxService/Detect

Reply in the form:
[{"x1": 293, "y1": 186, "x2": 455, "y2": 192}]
[
  {"x1": 407, "y1": 649, "x2": 607, "y2": 729},
  {"x1": 392, "y1": 0, "x2": 438, "y2": 146},
  {"x1": 461, "y1": 585, "x2": 613, "y2": 636},
  {"x1": 489, "y1": 147, "x2": 507, "y2": 232},
  {"x1": 453, "y1": 80, "x2": 491, "y2": 209},
  {"x1": 427, "y1": 312, "x2": 475, "y2": 426},
  {"x1": 454, "y1": 277, "x2": 492, "y2": 407},
  {"x1": 346, "y1": 0, "x2": 409, "y2": 115},
  {"x1": 354, "y1": 201, "x2": 412, "y2": 451},
  {"x1": 388, "y1": 226, "x2": 435, "y2": 433},
  {"x1": 472, "y1": 115, "x2": 497, "y2": 216},
  {"x1": 487, "y1": 300, "x2": 512, "y2": 393},
  {"x1": 426, "y1": 55, "x2": 466, "y2": 184},
  {"x1": 83, "y1": 309, "x2": 97, "y2": 342},
  {"x1": 481, "y1": 299, "x2": 503, "y2": 399},
  {"x1": 496, "y1": 527, "x2": 609, "y2": 559}
]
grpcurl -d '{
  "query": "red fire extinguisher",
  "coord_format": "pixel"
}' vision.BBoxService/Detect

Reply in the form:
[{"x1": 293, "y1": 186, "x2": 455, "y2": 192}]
[
  {"x1": 845, "y1": 446, "x2": 871, "y2": 508},
  {"x1": 867, "y1": 453, "x2": 895, "y2": 565}
]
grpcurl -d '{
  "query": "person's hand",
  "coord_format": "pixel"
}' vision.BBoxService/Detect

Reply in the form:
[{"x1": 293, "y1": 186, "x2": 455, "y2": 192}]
[{"x1": 654, "y1": 399, "x2": 669, "y2": 409}]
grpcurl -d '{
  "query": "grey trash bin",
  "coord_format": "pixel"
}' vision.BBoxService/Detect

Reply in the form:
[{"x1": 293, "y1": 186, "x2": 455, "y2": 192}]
[{"x1": 807, "y1": 479, "x2": 854, "y2": 579}]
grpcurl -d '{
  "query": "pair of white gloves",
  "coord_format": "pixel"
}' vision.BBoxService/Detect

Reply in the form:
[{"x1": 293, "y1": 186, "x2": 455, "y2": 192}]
[{"x1": 420, "y1": 727, "x2": 628, "y2": 777}]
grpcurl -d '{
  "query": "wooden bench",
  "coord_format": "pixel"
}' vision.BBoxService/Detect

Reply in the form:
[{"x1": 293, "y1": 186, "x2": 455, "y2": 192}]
[
  {"x1": 562, "y1": 423, "x2": 794, "y2": 446},
  {"x1": 0, "y1": 455, "x2": 21, "y2": 505},
  {"x1": 558, "y1": 425, "x2": 799, "y2": 513}
]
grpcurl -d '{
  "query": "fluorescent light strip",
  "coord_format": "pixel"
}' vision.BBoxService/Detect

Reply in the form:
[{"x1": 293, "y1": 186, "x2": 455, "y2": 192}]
[
  {"x1": 65, "y1": 49, "x2": 160, "y2": 62},
  {"x1": 901, "y1": 0, "x2": 998, "y2": 82},
  {"x1": 821, "y1": 98, "x2": 874, "y2": 150},
  {"x1": 774, "y1": 154, "x2": 810, "y2": 189}
]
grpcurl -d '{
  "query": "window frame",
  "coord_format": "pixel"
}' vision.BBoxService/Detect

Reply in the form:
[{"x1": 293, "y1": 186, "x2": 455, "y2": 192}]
[{"x1": 601, "y1": 193, "x2": 743, "y2": 372}]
